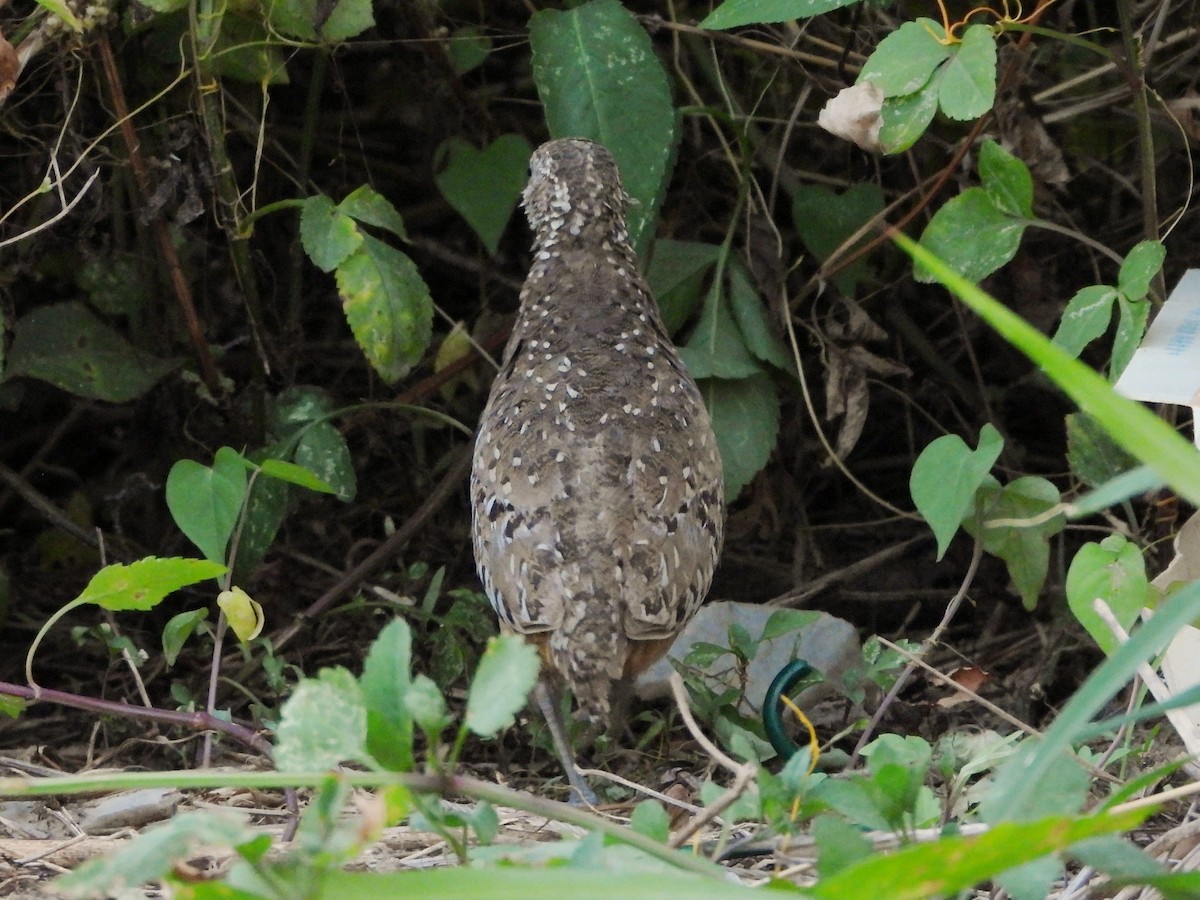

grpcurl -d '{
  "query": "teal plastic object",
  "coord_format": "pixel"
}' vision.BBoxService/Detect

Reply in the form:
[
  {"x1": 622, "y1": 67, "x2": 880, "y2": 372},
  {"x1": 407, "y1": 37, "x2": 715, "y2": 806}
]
[{"x1": 763, "y1": 659, "x2": 813, "y2": 761}]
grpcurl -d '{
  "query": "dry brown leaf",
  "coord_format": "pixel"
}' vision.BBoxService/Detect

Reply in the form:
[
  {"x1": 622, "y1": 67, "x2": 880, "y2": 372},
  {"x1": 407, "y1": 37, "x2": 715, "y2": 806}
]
[
  {"x1": 935, "y1": 667, "x2": 991, "y2": 709},
  {"x1": 0, "y1": 29, "x2": 18, "y2": 105}
]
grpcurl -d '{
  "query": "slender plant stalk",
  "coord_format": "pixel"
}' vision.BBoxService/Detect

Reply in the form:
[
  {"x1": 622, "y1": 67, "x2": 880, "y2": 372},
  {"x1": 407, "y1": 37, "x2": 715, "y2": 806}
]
[
  {"x1": 1115, "y1": 0, "x2": 1165, "y2": 302},
  {"x1": 188, "y1": 0, "x2": 272, "y2": 374},
  {"x1": 287, "y1": 50, "x2": 329, "y2": 335},
  {"x1": 94, "y1": 35, "x2": 222, "y2": 396}
]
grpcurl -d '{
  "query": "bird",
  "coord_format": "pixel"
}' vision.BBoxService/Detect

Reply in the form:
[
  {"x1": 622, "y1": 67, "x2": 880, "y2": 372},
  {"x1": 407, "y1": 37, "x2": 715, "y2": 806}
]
[{"x1": 470, "y1": 138, "x2": 725, "y2": 801}]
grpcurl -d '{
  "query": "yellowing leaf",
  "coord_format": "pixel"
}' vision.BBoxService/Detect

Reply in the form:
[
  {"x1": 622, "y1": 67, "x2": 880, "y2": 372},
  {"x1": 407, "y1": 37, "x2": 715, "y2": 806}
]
[{"x1": 218, "y1": 587, "x2": 265, "y2": 641}]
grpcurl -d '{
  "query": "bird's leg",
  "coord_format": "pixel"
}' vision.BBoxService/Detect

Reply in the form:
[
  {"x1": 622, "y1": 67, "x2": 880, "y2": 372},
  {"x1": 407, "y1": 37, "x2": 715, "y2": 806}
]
[
  {"x1": 609, "y1": 675, "x2": 637, "y2": 743},
  {"x1": 534, "y1": 680, "x2": 598, "y2": 806}
]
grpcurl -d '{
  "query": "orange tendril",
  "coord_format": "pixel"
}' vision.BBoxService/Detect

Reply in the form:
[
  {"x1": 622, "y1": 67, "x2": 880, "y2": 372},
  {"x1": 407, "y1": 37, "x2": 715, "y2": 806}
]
[{"x1": 928, "y1": 0, "x2": 1058, "y2": 45}]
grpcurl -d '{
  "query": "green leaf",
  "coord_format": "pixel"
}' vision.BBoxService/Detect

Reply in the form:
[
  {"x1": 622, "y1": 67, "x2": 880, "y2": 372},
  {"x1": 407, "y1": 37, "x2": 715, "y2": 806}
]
[
  {"x1": 761, "y1": 609, "x2": 821, "y2": 641},
  {"x1": 792, "y1": 182, "x2": 885, "y2": 294},
  {"x1": 979, "y1": 140, "x2": 1032, "y2": 219},
  {"x1": 966, "y1": 475, "x2": 1065, "y2": 609},
  {"x1": 1072, "y1": 835, "x2": 1172, "y2": 882},
  {"x1": 856, "y1": 19, "x2": 952, "y2": 97},
  {"x1": 0, "y1": 695, "x2": 24, "y2": 718},
  {"x1": 1066, "y1": 535, "x2": 1148, "y2": 654},
  {"x1": 289, "y1": 424, "x2": 354, "y2": 500},
  {"x1": 35, "y1": 0, "x2": 83, "y2": 29},
  {"x1": 230, "y1": 468, "x2": 289, "y2": 581},
  {"x1": 814, "y1": 778, "x2": 893, "y2": 831},
  {"x1": 728, "y1": 621, "x2": 757, "y2": 662},
  {"x1": 996, "y1": 854, "x2": 1069, "y2": 900},
  {"x1": 467, "y1": 801, "x2": 500, "y2": 844},
  {"x1": 336, "y1": 235, "x2": 434, "y2": 384},
  {"x1": 724, "y1": 266, "x2": 792, "y2": 372},
  {"x1": 1053, "y1": 285, "x2": 1119, "y2": 357},
  {"x1": 646, "y1": 240, "x2": 721, "y2": 333},
  {"x1": 700, "y1": 0, "x2": 860, "y2": 27},
  {"x1": 338, "y1": 185, "x2": 408, "y2": 240},
  {"x1": 162, "y1": 608, "x2": 209, "y2": 666},
  {"x1": 700, "y1": 374, "x2": 781, "y2": 501},
  {"x1": 809, "y1": 809, "x2": 1146, "y2": 900},
  {"x1": 1066, "y1": 413, "x2": 1138, "y2": 489},
  {"x1": 629, "y1": 800, "x2": 671, "y2": 842},
  {"x1": 166, "y1": 448, "x2": 249, "y2": 565},
  {"x1": 274, "y1": 667, "x2": 368, "y2": 771},
  {"x1": 267, "y1": 0, "x2": 373, "y2": 42},
  {"x1": 257, "y1": 457, "x2": 337, "y2": 495},
  {"x1": 210, "y1": 14, "x2": 289, "y2": 85},
  {"x1": 915, "y1": 187, "x2": 1028, "y2": 284},
  {"x1": 445, "y1": 25, "x2": 491, "y2": 74},
  {"x1": 3, "y1": 302, "x2": 178, "y2": 402},
  {"x1": 814, "y1": 814, "x2": 874, "y2": 878},
  {"x1": 76, "y1": 558, "x2": 226, "y2": 612},
  {"x1": 271, "y1": 384, "x2": 337, "y2": 426},
  {"x1": 879, "y1": 84, "x2": 940, "y2": 154},
  {"x1": 465, "y1": 634, "x2": 540, "y2": 738},
  {"x1": 1110, "y1": 296, "x2": 1150, "y2": 382},
  {"x1": 300, "y1": 195, "x2": 362, "y2": 273},
  {"x1": 1117, "y1": 240, "x2": 1166, "y2": 301},
  {"x1": 938, "y1": 24, "x2": 997, "y2": 121},
  {"x1": 361, "y1": 619, "x2": 416, "y2": 772},
  {"x1": 435, "y1": 135, "x2": 531, "y2": 256},
  {"x1": 680, "y1": 281, "x2": 763, "y2": 379},
  {"x1": 530, "y1": 0, "x2": 678, "y2": 254},
  {"x1": 862, "y1": 733, "x2": 932, "y2": 772},
  {"x1": 79, "y1": 252, "x2": 151, "y2": 316},
  {"x1": 909, "y1": 424, "x2": 1003, "y2": 559},
  {"x1": 55, "y1": 811, "x2": 258, "y2": 898},
  {"x1": 406, "y1": 673, "x2": 450, "y2": 735}
]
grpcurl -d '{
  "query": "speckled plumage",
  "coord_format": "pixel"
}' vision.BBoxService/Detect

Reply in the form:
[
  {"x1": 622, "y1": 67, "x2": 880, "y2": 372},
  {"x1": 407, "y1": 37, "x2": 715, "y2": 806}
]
[{"x1": 471, "y1": 138, "x2": 724, "y2": 725}]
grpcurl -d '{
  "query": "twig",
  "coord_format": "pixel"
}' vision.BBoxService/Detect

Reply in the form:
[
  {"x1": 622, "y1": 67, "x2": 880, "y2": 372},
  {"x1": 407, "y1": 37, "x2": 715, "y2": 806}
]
[
  {"x1": 850, "y1": 538, "x2": 984, "y2": 765},
  {"x1": 666, "y1": 672, "x2": 757, "y2": 850},
  {"x1": 1115, "y1": 0, "x2": 1165, "y2": 301},
  {"x1": 0, "y1": 680, "x2": 272, "y2": 759},
  {"x1": 93, "y1": 35, "x2": 221, "y2": 396},
  {"x1": 0, "y1": 679, "x2": 301, "y2": 835},
  {"x1": 0, "y1": 169, "x2": 99, "y2": 249},
  {"x1": 668, "y1": 672, "x2": 746, "y2": 776},
  {"x1": 767, "y1": 537, "x2": 926, "y2": 607},
  {"x1": 271, "y1": 446, "x2": 473, "y2": 653},
  {"x1": 873, "y1": 635, "x2": 1041, "y2": 738},
  {"x1": 574, "y1": 768, "x2": 703, "y2": 814},
  {"x1": 0, "y1": 461, "x2": 129, "y2": 559}
]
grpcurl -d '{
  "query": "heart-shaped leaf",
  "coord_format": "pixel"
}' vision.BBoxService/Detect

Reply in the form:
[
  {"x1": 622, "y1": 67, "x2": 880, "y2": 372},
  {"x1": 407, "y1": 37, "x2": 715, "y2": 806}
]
[{"x1": 435, "y1": 134, "x2": 531, "y2": 256}]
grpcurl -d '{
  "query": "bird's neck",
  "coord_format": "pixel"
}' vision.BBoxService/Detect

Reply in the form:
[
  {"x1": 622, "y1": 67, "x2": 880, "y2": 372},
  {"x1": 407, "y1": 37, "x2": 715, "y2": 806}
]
[{"x1": 531, "y1": 210, "x2": 633, "y2": 259}]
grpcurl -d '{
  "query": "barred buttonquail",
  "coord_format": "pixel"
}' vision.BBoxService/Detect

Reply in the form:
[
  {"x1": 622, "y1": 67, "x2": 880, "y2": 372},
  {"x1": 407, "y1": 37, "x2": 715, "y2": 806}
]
[{"x1": 471, "y1": 138, "x2": 725, "y2": 798}]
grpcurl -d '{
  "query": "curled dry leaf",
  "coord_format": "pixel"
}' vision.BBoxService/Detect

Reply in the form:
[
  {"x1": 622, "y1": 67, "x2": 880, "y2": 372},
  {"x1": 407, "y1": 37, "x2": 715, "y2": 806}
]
[
  {"x1": 818, "y1": 82, "x2": 884, "y2": 153},
  {"x1": 823, "y1": 299, "x2": 909, "y2": 460},
  {"x1": 936, "y1": 665, "x2": 991, "y2": 709}
]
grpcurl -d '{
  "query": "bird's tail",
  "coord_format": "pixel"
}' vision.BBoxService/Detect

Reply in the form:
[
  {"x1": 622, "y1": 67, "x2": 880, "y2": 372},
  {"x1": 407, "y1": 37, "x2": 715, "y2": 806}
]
[{"x1": 549, "y1": 588, "x2": 626, "y2": 725}]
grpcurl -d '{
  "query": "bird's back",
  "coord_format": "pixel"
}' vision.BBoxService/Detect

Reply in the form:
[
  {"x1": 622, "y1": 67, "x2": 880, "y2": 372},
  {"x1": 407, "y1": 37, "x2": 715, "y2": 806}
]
[{"x1": 471, "y1": 139, "x2": 724, "y2": 723}]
